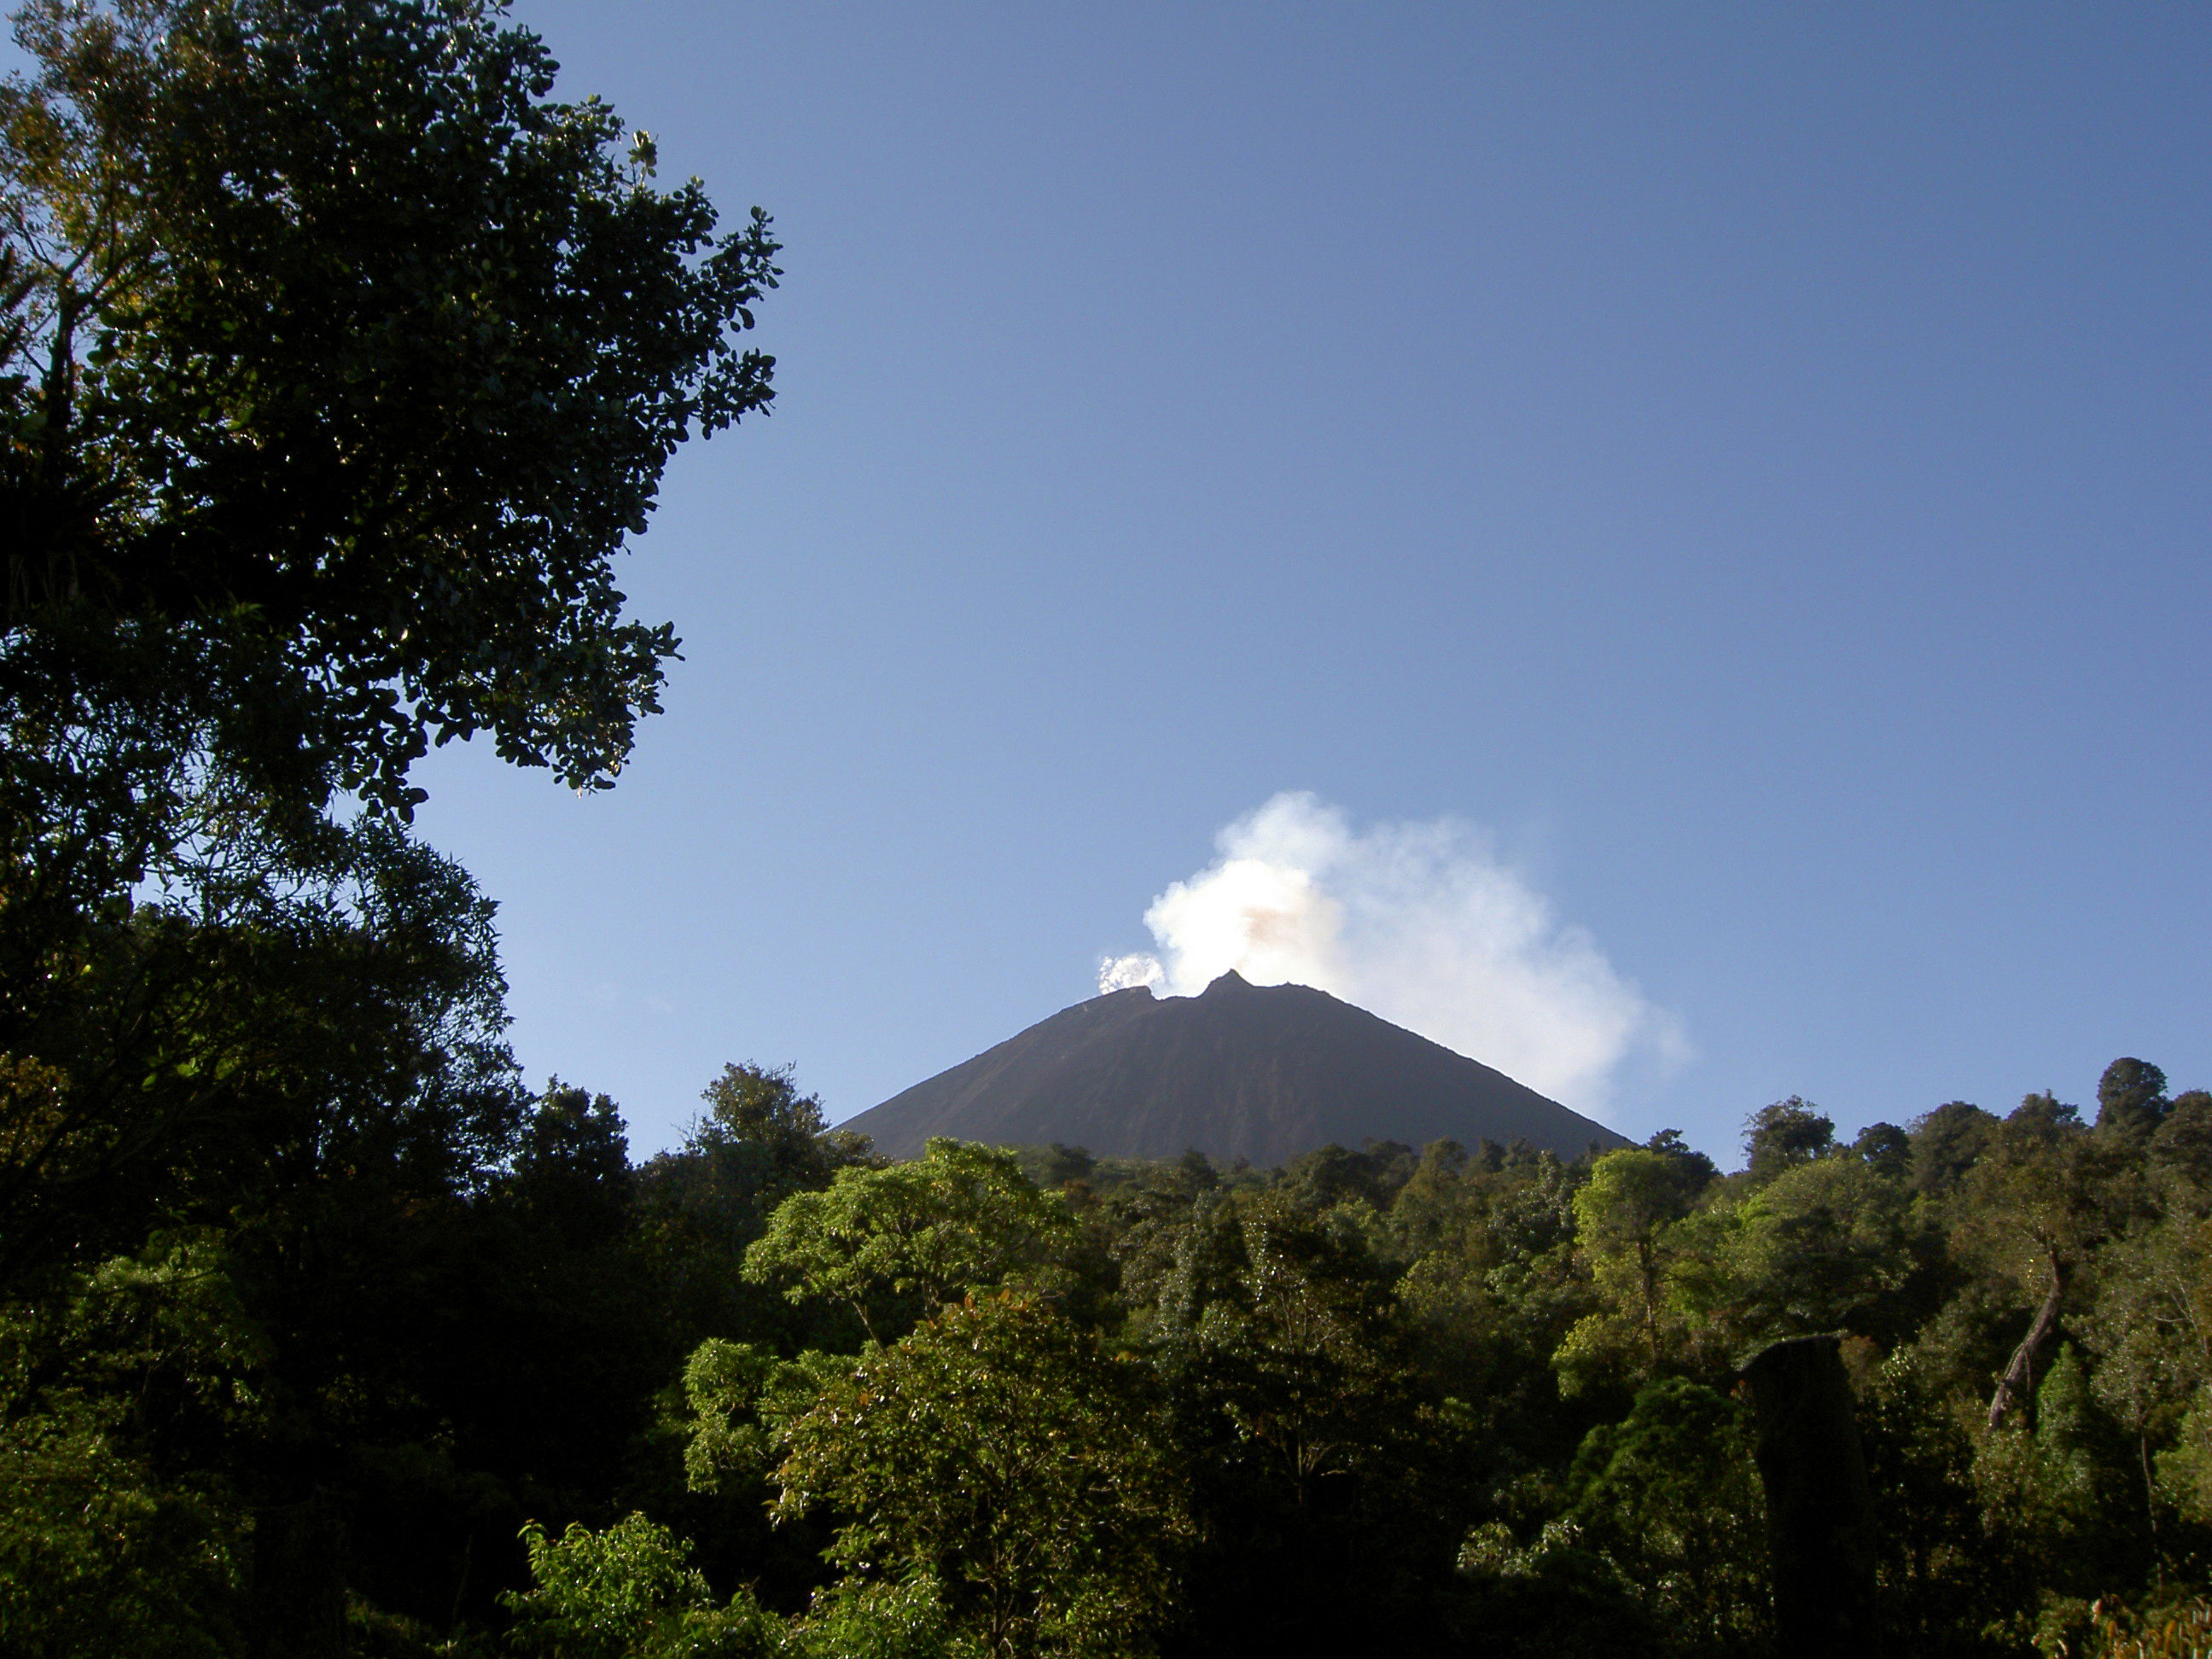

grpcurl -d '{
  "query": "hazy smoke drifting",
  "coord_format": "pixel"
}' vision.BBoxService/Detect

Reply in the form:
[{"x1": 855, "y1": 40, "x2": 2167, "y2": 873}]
[{"x1": 1097, "y1": 793, "x2": 1684, "y2": 1116}]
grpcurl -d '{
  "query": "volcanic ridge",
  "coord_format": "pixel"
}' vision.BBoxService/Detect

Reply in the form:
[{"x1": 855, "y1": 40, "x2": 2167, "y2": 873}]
[{"x1": 840, "y1": 970, "x2": 1628, "y2": 1167}]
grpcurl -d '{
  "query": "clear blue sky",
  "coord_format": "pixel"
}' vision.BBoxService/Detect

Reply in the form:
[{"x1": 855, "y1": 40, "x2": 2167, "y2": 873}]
[{"x1": 410, "y1": 3, "x2": 2210, "y2": 1163}]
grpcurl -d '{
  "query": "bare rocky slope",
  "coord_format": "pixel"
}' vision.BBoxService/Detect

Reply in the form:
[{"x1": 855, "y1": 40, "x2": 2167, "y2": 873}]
[{"x1": 839, "y1": 970, "x2": 1630, "y2": 1166}]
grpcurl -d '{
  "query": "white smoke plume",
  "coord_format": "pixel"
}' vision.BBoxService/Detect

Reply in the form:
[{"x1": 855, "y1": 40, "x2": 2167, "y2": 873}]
[{"x1": 1097, "y1": 792, "x2": 1685, "y2": 1117}]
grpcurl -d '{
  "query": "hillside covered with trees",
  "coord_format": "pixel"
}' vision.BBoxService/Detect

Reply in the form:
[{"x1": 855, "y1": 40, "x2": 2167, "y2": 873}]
[{"x1": 5, "y1": 2, "x2": 2209, "y2": 1656}]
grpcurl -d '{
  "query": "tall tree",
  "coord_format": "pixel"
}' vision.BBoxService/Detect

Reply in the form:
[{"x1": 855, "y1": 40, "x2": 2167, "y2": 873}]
[
  {"x1": 774, "y1": 1296, "x2": 1190, "y2": 1659},
  {"x1": 2, "y1": 0, "x2": 778, "y2": 831},
  {"x1": 0, "y1": 3, "x2": 782, "y2": 1644},
  {"x1": 1554, "y1": 1145, "x2": 1709, "y2": 1389},
  {"x1": 0, "y1": 0, "x2": 780, "y2": 1298},
  {"x1": 744, "y1": 1138, "x2": 1074, "y2": 1344},
  {"x1": 1743, "y1": 1098, "x2": 1836, "y2": 1184},
  {"x1": 2096, "y1": 1059, "x2": 2170, "y2": 1141}
]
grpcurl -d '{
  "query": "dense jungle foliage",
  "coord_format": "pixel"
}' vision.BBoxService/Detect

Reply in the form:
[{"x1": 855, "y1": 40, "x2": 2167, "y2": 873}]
[
  {"x1": 15, "y1": 1029, "x2": 2212, "y2": 1659},
  {"x1": 6, "y1": 2, "x2": 2211, "y2": 1656}
]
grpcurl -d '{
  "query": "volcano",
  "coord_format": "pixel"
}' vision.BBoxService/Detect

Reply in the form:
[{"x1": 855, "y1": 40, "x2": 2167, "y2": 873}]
[{"x1": 839, "y1": 971, "x2": 1628, "y2": 1166}]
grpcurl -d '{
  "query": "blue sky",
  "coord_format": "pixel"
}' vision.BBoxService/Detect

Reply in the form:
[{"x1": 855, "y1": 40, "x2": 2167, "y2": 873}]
[{"x1": 410, "y1": 3, "x2": 2210, "y2": 1162}]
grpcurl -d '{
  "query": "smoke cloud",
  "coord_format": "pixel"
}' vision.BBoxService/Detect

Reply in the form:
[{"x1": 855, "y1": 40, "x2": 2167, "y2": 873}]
[{"x1": 1097, "y1": 793, "x2": 1685, "y2": 1117}]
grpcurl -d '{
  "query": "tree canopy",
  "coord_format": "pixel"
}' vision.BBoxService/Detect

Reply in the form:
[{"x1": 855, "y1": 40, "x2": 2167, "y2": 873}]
[{"x1": 2, "y1": 0, "x2": 777, "y2": 854}]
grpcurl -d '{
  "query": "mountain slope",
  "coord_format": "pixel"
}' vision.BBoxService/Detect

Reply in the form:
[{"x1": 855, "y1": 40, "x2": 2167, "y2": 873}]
[{"x1": 840, "y1": 971, "x2": 1629, "y2": 1165}]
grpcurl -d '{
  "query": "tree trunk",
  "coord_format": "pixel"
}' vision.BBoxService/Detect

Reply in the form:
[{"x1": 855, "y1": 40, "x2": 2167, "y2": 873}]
[
  {"x1": 1988, "y1": 1251, "x2": 2066, "y2": 1432},
  {"x1": 1742, "y1": 1334, "x2": 1882, "y2": 1659},
  {"x1": 252, "y1": 1496, "x2": 348, "y2": 1659}
]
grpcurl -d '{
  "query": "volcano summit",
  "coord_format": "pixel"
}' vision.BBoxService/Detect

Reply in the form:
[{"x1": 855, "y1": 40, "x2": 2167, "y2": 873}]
[{"x1": 840, "y1": 971, "x2": 1628, "y2": 1166}]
